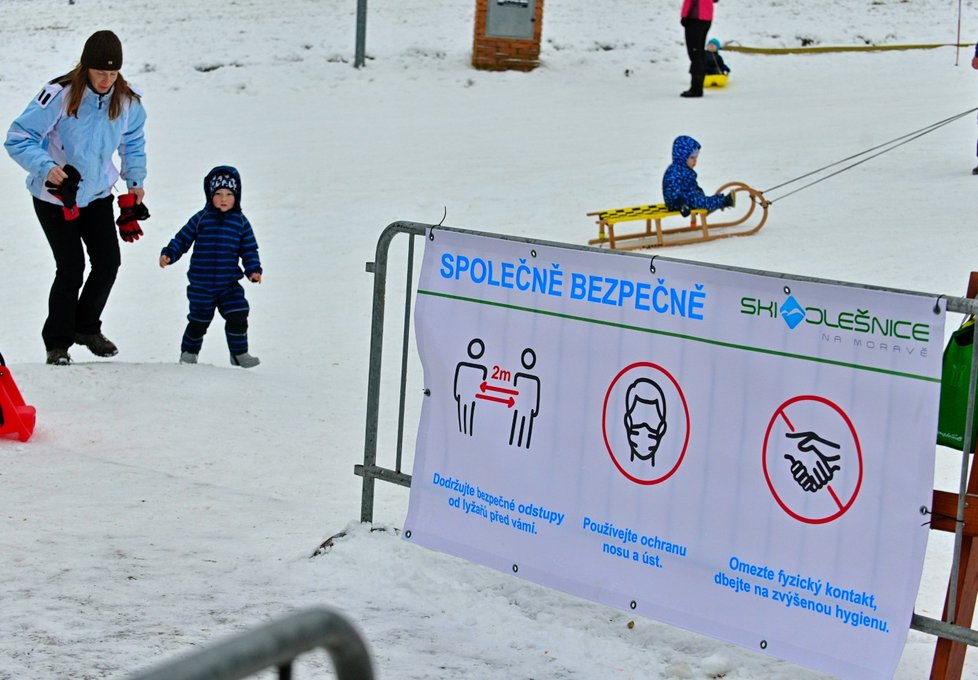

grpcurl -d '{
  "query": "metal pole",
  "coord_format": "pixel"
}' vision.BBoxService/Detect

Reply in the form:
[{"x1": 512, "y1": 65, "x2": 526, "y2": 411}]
[
  {"x1": 913, "y1": 612, "x2": 978, "y2": 647},
  {"x1": 395, "y1": 235, "x2": 416, "y2": 474},
  {"x1": 946, "y1": 314, "x2": 978, "y2": 622},
  {"x1": 956, "y1": 0, "x2": 963, "y2": 66},
  {"x1": 127, "y1": 607, "x2": 374, "y2": 680},
  {"x1": 355, "y1": 0, "x2": 367, "y2": 68},
  {"x1": 359, "y1": 226, "x2": 399, "y2": 523}
]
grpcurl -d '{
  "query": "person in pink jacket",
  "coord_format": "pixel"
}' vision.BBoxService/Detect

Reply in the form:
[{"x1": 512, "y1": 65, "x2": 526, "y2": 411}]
[{"x1": 680, "y1": 0, "x2": 717, "y2": 98}]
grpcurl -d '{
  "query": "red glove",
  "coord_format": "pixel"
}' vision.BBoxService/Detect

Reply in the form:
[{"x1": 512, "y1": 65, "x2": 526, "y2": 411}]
[{"x1": 116, "y1": 193, "x2": 150, "y2": 243}]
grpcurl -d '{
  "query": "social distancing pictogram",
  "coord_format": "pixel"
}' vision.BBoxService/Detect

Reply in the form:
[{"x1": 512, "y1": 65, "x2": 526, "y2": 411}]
[{"x1": 453, "y1": 338, "x2": 540, "y2": 449}]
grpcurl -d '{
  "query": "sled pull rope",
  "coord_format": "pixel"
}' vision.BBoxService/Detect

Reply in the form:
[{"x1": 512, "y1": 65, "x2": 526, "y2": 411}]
[{"x1": 762, "y1": 106, "x2": 978, "y2": 204}]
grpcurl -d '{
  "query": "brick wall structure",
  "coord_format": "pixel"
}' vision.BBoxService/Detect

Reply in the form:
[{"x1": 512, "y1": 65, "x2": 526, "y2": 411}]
[{"x1": 472, "y1": 0, "x2": 544, "y2": 71}]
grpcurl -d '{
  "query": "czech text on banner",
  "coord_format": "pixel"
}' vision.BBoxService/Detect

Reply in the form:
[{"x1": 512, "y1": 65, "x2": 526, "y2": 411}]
[{"x1": 404, "y1": 227, "x2": 945, "y2": 680}]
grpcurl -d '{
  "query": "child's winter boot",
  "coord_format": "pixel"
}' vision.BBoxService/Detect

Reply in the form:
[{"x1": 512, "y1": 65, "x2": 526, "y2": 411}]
[{"x1": 230, "y1": 352, "x2": 260, "y2": 369}]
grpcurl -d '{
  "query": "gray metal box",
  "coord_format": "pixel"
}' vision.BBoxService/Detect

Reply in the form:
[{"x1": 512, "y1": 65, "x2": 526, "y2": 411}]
[{"x1": 485, "y1": 0, "x2": 536, "y2": 39}]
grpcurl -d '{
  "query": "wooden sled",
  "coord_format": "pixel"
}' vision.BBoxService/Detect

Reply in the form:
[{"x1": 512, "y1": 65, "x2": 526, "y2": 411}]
[
  {"x1": 704, "y1": 73, "x2": 729, "y2": 88},
  {"x1": 586, "y1": 181, "x2": 769, "y2": 250}
]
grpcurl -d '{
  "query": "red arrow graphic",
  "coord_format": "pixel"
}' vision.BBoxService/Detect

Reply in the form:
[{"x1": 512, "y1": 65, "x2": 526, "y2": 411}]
[
  {"x1": 480, "y1": 381, "x2": 518, "y2": 396},
  {"x1": 475, "y1": 394, "x2": 515, "y2": 408}
]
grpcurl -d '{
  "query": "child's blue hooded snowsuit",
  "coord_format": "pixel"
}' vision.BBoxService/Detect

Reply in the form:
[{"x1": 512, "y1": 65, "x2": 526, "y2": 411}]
[
  {"x1": 161, "y1": 165, "x2": 261, "y2": 287},
  {"x1": 161, "y1": 165, "x2": 262, "y2": 356},
  {"x1": 662, "y1": 135, "x2": 727, "y2": 213}
]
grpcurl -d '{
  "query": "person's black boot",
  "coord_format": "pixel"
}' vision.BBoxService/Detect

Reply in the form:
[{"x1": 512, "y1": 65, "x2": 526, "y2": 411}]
[
  {"x1": 46, "y1": 348, "x2": 72, "y2": 366},
  {"x1": 74, "y1": 332, "x2": 118, "y2": 357},
  {"x1": 681, "y1": 74, "x2": 705, "y2": 98}
]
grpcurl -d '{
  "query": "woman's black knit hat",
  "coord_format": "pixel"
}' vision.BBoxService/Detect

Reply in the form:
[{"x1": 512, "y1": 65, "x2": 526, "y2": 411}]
[{"x1": 81, "y1": 30, "x2": 123, "y2": 70}]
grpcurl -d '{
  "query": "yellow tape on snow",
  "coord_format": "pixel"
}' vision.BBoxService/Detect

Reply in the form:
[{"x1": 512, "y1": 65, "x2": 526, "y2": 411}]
[{"x1": 722, "y1": 42, "x2": 973, "y2": 55}]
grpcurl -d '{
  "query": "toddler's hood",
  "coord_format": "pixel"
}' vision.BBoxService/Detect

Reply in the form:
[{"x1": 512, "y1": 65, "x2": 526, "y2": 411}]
[
  {"x1": 672, "y1": 135, "x2": 701, "y2": 164},
  {"x1": 203, "y1": 165, "x2": 242, "y2": 209}
]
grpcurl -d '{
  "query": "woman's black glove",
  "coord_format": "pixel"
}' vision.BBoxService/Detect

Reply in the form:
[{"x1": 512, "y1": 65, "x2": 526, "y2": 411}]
[{"x1": 45, "y1": 164, "x2": 82, "y2": 220}]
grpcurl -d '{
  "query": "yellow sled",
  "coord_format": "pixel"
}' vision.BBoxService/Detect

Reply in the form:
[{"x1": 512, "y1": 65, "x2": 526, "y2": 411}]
[
  {"x1": 587, "y1": 182, "x2": 769, "y2": 250},
  {"x1": 704, "y1": 73, "x2": 729, "y2": 88}
]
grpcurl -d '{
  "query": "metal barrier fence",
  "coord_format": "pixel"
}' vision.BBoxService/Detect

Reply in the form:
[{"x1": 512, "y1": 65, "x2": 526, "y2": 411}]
[
  {"x1": 355, "y1": 222, "x2": 427, "y2": 521},
  {"x1": 355, "y1": 221, "x2": 978, "y2": 657},
  {"x1": 126, "y1": 607, "x2": 374, "y2": 680}
]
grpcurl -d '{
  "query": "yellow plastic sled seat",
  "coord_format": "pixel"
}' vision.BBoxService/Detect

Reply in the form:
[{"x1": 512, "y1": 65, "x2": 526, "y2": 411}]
[
  {"x1": 586, "y1": 182, "x2": 769, "y2": 250},
  {"x1": 704, "y1": 74, "x2": 729, "y2": 88}
]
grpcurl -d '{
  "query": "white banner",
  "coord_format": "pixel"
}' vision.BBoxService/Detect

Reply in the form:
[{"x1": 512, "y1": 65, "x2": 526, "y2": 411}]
[{"x1": 404, "y1": 228, "x2": 945, "y2": 679}]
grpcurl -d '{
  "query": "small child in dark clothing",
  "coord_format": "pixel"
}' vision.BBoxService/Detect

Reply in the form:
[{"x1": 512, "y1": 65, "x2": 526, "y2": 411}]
[
  {"x1": 705, "y1": 38, "x2": 730, "y2": 75},
  {"x1": 160, "y1": 165, "x2": 263, "y2": 368},
  {"x1": 662, "y1": 135, "x2": 733, "y2": 215}
]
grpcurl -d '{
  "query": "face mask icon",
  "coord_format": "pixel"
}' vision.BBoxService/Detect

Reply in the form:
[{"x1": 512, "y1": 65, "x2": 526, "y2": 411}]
[
  {"x1": 604, "y1": 362, "x2": 689, "y2": 486},
  {"x1": 624, "y1": 378, "x2": 668, "y2": 467}
]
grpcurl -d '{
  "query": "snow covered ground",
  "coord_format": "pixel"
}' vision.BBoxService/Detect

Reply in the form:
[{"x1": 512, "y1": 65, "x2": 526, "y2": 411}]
[{"x1": 2, "y1": 0, "x2": 978, "y2": 678}]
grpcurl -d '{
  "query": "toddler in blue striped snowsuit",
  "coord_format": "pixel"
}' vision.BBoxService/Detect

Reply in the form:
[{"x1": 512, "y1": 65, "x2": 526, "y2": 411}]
[{"x1": 160, "y1": 165, "x2": 263, "y2": 368}]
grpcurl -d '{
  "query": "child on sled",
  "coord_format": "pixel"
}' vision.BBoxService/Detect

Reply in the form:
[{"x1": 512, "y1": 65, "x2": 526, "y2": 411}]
[
  {"x1": 705, "y1": 38, "x2": 730, "y2": 75},
  {"x1": 662, "y1": 135, "x2": 734, "y2": 216}
]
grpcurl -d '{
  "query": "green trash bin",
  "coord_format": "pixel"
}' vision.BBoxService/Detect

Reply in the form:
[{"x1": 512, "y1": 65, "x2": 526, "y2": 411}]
[{"x1": 937, "y1": 316, "x2": 978, "y2": 450}]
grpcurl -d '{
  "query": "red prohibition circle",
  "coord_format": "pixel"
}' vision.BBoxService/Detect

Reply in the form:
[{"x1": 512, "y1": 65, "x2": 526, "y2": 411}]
[
  {"x1": 762, "y1": 394, "x2": 863, "y2": 524},
  {"x1": 602, "y1": 362, "x2": 690, "y2": 485}
]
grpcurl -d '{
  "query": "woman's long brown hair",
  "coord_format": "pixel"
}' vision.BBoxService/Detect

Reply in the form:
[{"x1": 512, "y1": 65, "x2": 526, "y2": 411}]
[{"x1": 63, "y1": 64, "x2": 140, "y2": 120}]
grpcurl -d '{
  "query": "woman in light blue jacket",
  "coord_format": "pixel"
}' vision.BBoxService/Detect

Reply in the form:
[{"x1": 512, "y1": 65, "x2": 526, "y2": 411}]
[{"x1": 5, "y1": 29, "x2": 147, "y2": 366}]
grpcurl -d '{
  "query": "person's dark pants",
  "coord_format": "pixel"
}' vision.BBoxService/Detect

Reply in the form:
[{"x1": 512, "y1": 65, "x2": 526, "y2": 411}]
[
  {"x1": 683, "y1": 18, "x2": 712, "y2": 94},
  {"x1": 33, "y1": 195, "x2": 120, "y2": 351},
  {"x1": 181, "y1": 282, "x2": 251, "y2": 355}
]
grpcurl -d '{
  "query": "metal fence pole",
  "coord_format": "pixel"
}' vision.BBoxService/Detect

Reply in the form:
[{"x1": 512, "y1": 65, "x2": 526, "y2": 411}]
[
  {"x1": 394, "y1": 234, "x2": 416, "y2": 474},
  {"x1": 126, "y1": 607, "x2": 373, "y2": 680},
  {"x1": 354, "y1": 0, "x2": 367, "y2": 68},
  {"x1": 356, "y1": 223, "x2": 425, "y2": 522},
  {"x1": 942, "y1": 296, "x2": 978, "y2": 624}
]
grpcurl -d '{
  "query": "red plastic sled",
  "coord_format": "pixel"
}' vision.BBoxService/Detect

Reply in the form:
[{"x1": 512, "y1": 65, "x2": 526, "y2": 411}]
[{"x1": 0, "y1": 353, "x2": 36, "y2": 442}]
